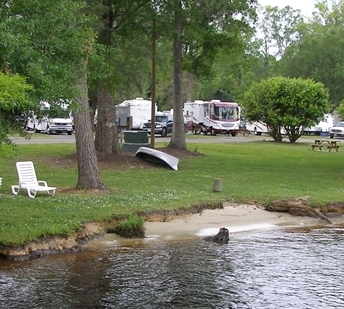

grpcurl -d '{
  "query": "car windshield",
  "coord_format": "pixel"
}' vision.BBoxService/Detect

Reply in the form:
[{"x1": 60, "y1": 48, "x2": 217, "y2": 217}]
[
  {"x1": 156, "y1": 116, "x2": 169, "y2": 122},
  {"x1": 335, "y1": 122, "x2": 344, "y2": 127}
]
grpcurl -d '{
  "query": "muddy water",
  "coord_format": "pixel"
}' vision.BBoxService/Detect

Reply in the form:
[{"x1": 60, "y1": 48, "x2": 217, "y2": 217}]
[{"x1": 0, "y1": 225, "x2": 344, "y2": 309}]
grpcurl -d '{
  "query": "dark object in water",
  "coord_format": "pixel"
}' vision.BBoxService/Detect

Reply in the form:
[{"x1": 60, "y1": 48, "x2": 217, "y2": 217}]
[
  {"x1": 204, "y1": 227, "x2": 229, "y2": 244},
  {"x1": 135, "y1": 146, "x2": 179, "y2": 170}
]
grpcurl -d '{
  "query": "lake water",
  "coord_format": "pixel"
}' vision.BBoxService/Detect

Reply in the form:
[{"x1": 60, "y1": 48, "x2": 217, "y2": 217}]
[{"x1": 0, "y1": 224, "x2": 344, "y2": 309}]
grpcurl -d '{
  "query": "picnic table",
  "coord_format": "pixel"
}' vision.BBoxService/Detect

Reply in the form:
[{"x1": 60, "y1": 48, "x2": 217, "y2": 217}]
[{"x1": 311, "y1": 139, "x2": 340, "y2": 152}]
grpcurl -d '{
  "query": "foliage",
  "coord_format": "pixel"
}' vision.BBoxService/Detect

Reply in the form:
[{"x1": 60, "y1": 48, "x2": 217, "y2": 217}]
[
  {"x1": 337, "y1": 99, "x2": 344, "y2": 120},
  {"x1": 279, "y1": 0, "x2": 344, "y2": 110},
  {"x1": 86, "y1": 0, "x2": 153, "y2": 102},
  {"x1": 258, "y1": 5, "x2": 304, "y2": 58},
  {"x1": 0, "y1": 73, "x2": 33, "y2": 109},
  {"x1": 0, "y1": 0, "x2": 93, "y2": 104},
  {"x1": 178, "y1": 0, "x2": 258, "y2": 79},
  {"x1": 242, "y1": 76, "x2": 329, "y2": 142},
  {"x1": 0, "y1": 72, "x2": 33, "y2": 146},
  {"x1": 197, "y1": 38, "x2": 268, "y2": 102},
  {"x1": 0, "y1": 0, "x2": 96, "y2": 138}
]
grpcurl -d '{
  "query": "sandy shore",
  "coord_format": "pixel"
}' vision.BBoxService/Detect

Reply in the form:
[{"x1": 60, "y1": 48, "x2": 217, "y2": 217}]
[
  {"x1": 144, "y1": 203, "x2": 325, "y2": 240},
  {"x1": 84, "y1": 203, "x2": 333, "y2": 249}
]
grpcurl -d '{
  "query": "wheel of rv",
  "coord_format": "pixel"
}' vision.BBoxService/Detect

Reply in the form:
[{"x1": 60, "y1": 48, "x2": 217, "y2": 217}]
[
  {"x1": 46, "y1": 125, "x2": 53, "y2": 135},
  {"x1": 211, "y1": 128, "x2": 216, "y2": 136},
  {"x1": 68, "y1": 131, "x2": 73, "y2": 135},
  {"x1": 254, "y1": 127, "x2": 262, "y2": 136},
  {"x1": 231, "y1": 132, "x2": 236, "y2": 137},
  {"x1": 161, "y1": 127, "x2": 167, "y2": 137},
  {"x1": 192, "y1": 125, "x2": 197, "y2": 134}
]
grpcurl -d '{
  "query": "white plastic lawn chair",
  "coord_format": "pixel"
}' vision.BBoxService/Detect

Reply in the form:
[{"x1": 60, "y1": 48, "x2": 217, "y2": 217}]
[{"x1": 11, "y1": 161, "x2": 56, "y2": 198}]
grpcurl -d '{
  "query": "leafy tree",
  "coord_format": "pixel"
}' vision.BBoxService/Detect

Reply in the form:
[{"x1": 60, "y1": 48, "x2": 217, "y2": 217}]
[
  {"x1": 86, "y1": 0, "x2": 152, "y2": 154},
  {"x1": 279, "y1": 0, "x2": 344, "y2": 110},
  {"x1": 0, "y1": 0, "x2": 105, "y2": 190},
  {"x1": 242, "y1": 77, "x2": 329, "y2": 143},
  {"x1": 164, "y1": 0, "x2": 258, "y2": 149},
  {"x1": 258, "y1": 5, "x2": 304, "y2": 59},
  {"x1": 196, "y1": 38, "x2": 267, "y2": 102}
]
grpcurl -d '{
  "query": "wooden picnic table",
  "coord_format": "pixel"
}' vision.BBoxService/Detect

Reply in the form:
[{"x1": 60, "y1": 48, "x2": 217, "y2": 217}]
[{"x1": 311, "y1": 139, "x2": 340, "y2": 152}]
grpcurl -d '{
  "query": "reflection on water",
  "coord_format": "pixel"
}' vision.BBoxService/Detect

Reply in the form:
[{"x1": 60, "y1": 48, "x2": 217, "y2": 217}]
[{"x1": 1, "y1": 226, "x2": 344, "y2": 309}]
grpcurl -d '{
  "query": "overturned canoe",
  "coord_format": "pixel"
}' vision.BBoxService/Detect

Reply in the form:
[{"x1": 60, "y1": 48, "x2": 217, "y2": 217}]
[{"x1": 135, "y1": 147, "x2": 179, "y2": 171}]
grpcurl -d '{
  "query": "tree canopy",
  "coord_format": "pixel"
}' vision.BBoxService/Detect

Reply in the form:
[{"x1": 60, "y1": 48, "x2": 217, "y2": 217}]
[
  {"x1": 279, "y1": 0, "x2": 344, "y2": 111},
  {"x1": 242, "y1": 76, "x2": 329, "y2": 142}
]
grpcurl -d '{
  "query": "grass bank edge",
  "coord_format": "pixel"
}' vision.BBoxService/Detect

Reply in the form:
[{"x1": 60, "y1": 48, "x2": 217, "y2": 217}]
[{"x1": 0, "y1": 141, "x2": 342, "y2": 246}]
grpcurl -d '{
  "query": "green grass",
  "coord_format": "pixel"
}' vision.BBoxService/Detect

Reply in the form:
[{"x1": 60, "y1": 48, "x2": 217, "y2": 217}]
[{"x1": 0, "y1": 139, "x2": 343, "y2": 245}]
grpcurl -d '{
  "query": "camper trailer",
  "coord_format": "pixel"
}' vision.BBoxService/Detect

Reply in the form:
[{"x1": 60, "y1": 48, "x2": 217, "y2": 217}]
[
  {"x1": 303, "y1": 114, "x2": 334, "y2": 136},
  {"x1": 115, "y1": 98, "x2": 157, "y2": 130},
  {"x1": 26, "y1": 101, "x2": 73, "y2": 135},
  {"x1": 184, "y1": 100, "x2": 240, "y2": 136},
  {"x1": 245, "y1": 121, "x2": 268, "y2": 135}
]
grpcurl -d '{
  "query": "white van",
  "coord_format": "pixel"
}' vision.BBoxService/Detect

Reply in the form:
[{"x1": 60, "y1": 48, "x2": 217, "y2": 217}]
[{"x1": 26, "y1": 101, "x2": 74, "y2": 135}]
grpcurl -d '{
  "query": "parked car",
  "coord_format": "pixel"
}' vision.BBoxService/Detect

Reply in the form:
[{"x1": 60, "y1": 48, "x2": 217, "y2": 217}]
[
  {"x1": 142, "y1": 114, "x2": 173, "y2": 137},
  {"x1": 14, "y1": 113, "x2": 27, "y2": 128},
  {"x1": 329, "y1": 121, "x2": 344, "y2": 138},
  {"x1": 26, "y1": 101, "x2": 74, "y2": 135}
]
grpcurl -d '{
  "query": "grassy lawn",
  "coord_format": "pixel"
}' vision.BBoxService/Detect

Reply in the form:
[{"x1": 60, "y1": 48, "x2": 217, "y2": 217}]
[{"x1": 0, "y1": 139, "x2": 343, "y2": 245}]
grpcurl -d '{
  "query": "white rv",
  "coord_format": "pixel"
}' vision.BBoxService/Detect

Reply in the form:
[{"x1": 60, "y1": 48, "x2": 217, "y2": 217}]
[
  {"x1": 184, "y1": 100, "x2": 240, "y2": 136},
  {"x1": 115, "y1": 98, "x2": 157, "y2": 130},
  {"x1": 26, "y1": 101, "x2": 74, "y2": 135},
  {"x1": 245, "y1": 121, "x2": 268, "y2": 135},
  {"x1": 303, "y1": 114, "x2": 334, "y2": 135}
]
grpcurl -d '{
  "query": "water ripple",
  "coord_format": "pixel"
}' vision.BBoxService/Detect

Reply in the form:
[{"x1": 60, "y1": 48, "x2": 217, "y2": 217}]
[{"x1": 0, "y1": 227, "x2": 343, "y2": 308}]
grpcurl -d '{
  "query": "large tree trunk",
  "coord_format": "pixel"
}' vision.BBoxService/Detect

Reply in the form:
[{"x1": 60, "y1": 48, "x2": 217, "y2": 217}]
[
  {"x1": 74, "y1": 70, "x2": 106, "y2": 190},
  {"x1": 94, "y1": 83, "x2": 120, "y2": 154},
  {"x1": 88, "y1": 88, "x2": 98, "y2": 132},
  {"x1": 168, "y1": 0, "x2": 187, "y2": 150},
  {"x1": 186, "y1": 72, "x2": 194, "y2": 102}
]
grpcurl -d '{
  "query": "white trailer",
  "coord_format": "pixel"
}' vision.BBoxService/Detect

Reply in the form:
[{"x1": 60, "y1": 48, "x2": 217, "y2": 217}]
[
  {"x1": 115, "y1": 98, "x2": 157, "y2": 130},
  {"x1": 184, "y1": 100, "x2": 240, "y2": 136},
  {"x1": 245, "y1": 121, "x2": 268, "y2": 135},
  {"x1": 26, "y1": 101, "x2": 74, "y2": 135},
  {"x1": 303, "y1": 114, "x2": 334, "y2": 135}
]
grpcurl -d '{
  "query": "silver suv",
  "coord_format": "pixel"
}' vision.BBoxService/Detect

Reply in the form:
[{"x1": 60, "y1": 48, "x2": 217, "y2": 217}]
[{"x1": 329, "y1": 122, "x2": 344, "y2": 138}]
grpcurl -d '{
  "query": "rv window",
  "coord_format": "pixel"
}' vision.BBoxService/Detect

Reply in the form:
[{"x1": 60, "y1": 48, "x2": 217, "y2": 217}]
[{"x1": 214, "y1": 106, "x2": 237, "y2": 120}]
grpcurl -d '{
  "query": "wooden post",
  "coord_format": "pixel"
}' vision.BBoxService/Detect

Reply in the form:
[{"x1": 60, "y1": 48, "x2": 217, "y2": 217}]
[{"x1": 213, "y1": 178, "x2": 222, "y2": 192}]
